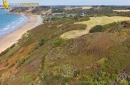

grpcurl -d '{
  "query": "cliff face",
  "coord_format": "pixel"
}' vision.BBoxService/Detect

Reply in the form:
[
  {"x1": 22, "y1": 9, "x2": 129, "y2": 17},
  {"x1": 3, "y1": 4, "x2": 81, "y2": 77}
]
[{"x1": 0, "y1": 16, "x2": 130, "y2": 85}]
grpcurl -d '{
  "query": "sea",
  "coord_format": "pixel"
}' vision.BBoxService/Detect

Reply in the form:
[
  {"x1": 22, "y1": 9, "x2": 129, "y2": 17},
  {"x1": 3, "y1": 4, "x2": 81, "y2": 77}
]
[{"x1": 0, "y1": 10, "x2": 29, "y2": 38}]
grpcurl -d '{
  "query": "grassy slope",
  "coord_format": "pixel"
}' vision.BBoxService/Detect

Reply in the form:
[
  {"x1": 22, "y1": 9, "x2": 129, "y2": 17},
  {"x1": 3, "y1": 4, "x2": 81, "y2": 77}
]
[
  {"x1": 0, "y1": 16, "x2": 130, "y2": 85},
  {"x1": 60, "y1": 16, "x2": 130, "y2": 39},
  {"x1": 0, "y1": 18, "x2": 87, "y2": 85}
]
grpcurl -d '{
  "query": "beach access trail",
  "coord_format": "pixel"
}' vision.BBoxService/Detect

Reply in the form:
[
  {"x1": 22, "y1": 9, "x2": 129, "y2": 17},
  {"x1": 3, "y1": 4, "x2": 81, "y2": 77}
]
[{"x1": 0, "y1": 15, "x2": 43, "y2": 53}]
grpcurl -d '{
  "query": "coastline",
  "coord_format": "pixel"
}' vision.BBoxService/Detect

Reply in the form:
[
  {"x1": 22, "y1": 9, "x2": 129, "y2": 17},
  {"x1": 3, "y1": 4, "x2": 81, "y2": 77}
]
[{"x1": 0, "y1": 15, "x2": 43, "y2": 53}]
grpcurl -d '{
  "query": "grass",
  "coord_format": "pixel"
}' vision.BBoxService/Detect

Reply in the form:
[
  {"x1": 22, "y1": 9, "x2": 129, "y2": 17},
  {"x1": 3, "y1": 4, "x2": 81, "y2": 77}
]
[
  {"x1": 1, "y1": 16, "x2": 130, "y2": 85},
  {"x1": 60, "y1": 16, "x2": 130, "y2": 39}
]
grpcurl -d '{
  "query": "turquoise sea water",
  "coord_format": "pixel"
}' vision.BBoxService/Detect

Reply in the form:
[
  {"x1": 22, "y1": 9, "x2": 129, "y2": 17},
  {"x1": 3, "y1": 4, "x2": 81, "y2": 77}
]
[{"x1": 0, "y1": 10, "x2": 29, "y2": 38}]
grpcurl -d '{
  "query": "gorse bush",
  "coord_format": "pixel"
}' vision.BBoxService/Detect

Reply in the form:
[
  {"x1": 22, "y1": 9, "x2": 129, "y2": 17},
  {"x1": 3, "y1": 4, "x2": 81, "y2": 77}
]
[
  {"x1": 16, "y1": 59, "x2": 25, "y2": 69},
  {"x1": 39, "y1": 39, "x2": 45, "y2": 46},
  {"x1": 53, "y1": 38, "x2": 64, "y2": 47},
  {"x1": 41, "y1": 55, "x2": 46, "y2": 70},
  {"x1": 89, "y1": 25, "x2": 103, "y2": 33}
]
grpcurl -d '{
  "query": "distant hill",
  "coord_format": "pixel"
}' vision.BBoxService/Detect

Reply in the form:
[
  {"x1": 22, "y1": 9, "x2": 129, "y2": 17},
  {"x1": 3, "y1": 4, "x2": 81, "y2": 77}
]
[{"x1": 9, "y1": 6, "x2": 51, "y2": 15}]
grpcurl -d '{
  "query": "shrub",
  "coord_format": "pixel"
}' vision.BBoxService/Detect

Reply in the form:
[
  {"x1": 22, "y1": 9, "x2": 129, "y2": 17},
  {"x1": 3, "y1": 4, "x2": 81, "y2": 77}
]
[
  {"x1": 10, "y1": 44, "x2": 15, "y2": 49},
  {"x1": 16, "y1": 59, "x2": 25, "y2": 68},
  {"x1": 89, "y1": 25, "x2": 103, "y2": 33},
  {"x1": 73, "y1": 70, "x2": 80, "y2": 77},
  {"x1": 0, "y1": 48, "x2": 10, "y2": 56},
  {"x1": 41, "y1": 55, "x2": 46, "y2": 70},
  {"x1": 31, "y1": 9, "x2": 37, "y2": 13},
  {"x1": 97, "y1": 58, "x2": 107, "y2": 66},
  {"x1": 53, "y1": 38, "x2": 64, "y2": 47},
  {"x1": 78, "y1": 16, "x2": 90, "y2": 21},
  {"x1": 39, "y1": 39, "x2": 45, "y2": 46}
]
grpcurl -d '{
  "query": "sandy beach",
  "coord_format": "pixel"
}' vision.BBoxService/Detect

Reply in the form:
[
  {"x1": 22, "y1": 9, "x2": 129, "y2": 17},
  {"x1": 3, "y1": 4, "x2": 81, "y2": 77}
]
[{"x1": 0, "y1": 15, "x2": 43, "y2": 53}]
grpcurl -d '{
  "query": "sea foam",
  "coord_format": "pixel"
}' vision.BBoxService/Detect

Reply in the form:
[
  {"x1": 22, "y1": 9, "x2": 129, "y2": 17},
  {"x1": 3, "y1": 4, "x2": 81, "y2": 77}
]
[{"x1": 0, "y1": 10, "x2": 29, "y2": 38}]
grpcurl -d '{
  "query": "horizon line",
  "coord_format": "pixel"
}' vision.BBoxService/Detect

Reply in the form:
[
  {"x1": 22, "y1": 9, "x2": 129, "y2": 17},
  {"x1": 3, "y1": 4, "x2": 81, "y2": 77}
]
[{"x1": 1, "y1": 4, "x2": 130, "y2": 6}]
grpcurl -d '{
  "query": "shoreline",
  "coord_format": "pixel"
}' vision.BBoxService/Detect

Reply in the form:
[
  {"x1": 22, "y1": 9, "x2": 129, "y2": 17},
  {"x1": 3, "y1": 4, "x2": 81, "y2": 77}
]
[
  {"x1": 0, "y1": 15, "x2": 29, "y2": 38},
  {"x1": 0, "y1": 14, "x2": 43, "y2": 53}
]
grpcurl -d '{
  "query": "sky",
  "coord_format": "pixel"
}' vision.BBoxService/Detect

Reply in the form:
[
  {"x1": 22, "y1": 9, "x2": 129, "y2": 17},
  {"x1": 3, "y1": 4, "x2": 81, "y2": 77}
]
[{"x1": 1, "y1": 0, "x2": 130, "y2": 5}]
